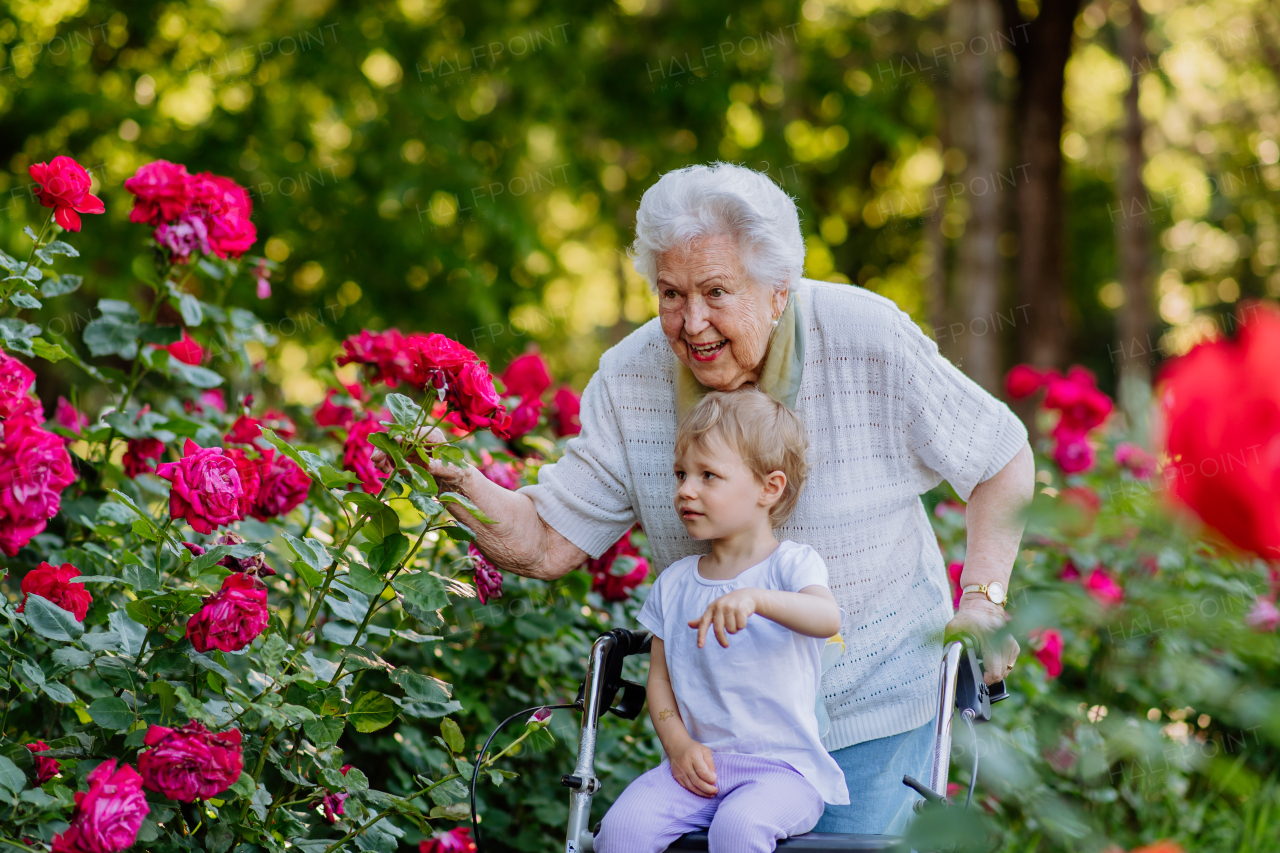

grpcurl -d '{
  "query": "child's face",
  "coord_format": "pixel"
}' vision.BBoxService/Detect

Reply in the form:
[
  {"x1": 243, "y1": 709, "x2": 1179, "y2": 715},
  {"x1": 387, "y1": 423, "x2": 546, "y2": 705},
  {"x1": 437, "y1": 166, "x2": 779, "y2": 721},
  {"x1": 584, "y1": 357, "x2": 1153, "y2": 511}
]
[{"x1": 673, "y1": 434, "x2": 781, "y2": 540}]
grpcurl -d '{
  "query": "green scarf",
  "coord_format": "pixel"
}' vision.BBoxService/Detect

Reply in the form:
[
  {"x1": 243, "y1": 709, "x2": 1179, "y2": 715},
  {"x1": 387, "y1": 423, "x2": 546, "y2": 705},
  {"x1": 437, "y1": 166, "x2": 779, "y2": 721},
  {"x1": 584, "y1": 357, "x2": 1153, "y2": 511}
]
[{"x1": 674, "y1": 289, "x2": 806, "y2": 422}]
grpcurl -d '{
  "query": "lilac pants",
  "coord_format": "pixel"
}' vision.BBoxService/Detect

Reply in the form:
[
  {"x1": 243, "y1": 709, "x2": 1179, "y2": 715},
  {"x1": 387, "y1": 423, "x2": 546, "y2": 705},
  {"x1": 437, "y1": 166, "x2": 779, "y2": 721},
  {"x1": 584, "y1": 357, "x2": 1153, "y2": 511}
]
[{"x1": 595, "y1": 753, "x2": 825, "y2": 853}]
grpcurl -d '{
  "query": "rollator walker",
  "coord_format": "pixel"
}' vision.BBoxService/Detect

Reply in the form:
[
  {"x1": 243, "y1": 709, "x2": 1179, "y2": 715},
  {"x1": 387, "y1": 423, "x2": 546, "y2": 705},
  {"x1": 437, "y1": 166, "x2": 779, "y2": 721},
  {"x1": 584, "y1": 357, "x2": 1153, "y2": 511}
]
[{"x1": 559, "y1": 629, "x2": 1008, "y2": 853}]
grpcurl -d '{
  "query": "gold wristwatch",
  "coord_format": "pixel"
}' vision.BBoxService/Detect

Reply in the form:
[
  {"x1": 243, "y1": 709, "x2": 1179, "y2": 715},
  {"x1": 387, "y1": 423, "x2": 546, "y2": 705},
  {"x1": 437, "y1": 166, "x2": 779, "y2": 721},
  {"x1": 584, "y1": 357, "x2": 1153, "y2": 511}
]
[{"x1": 961, "y1": 581, "x2": 1007, "y2": 607}]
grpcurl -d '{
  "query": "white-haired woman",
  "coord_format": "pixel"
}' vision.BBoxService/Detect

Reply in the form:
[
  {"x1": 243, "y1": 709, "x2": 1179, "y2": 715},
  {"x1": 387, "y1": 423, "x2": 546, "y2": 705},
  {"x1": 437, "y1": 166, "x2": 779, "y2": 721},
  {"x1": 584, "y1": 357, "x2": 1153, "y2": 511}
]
[{"x1": 380, "y1": 163, "x2": 1034, "y2": 834}]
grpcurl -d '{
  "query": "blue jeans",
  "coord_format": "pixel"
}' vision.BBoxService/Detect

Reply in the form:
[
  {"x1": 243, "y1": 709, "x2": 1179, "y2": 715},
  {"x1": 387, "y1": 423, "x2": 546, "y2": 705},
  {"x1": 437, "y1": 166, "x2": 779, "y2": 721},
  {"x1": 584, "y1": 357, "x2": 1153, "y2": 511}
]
[{"x1": 813, "y1": 717, "x2": 936, "y2": 836}]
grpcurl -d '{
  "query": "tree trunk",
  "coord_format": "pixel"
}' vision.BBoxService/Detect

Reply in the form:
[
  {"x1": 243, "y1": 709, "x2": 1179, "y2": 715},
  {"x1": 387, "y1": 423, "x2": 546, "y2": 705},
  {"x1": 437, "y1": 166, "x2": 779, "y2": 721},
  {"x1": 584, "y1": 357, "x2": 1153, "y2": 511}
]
[
  {"x1": 1115, "y1": 0, "x2": 1155, "y2": 437},
  {"x1": 925, "y1": 117, "x2": 951, "y2": 359},
  {"x1": 1001, "y1": 0, "x2": 1083, "y2": 370},
  {"x1": 951, "y1": 0, "x2": 1006, "y2": 392}
]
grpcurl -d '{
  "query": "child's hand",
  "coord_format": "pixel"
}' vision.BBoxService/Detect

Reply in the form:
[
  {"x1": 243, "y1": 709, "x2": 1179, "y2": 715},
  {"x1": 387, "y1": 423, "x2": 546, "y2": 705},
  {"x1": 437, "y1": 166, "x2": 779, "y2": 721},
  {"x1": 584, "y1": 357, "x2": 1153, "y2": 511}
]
[
  {"x1": 668, "y1": 739, "x2": 718, "y2": 797},
  {"x1": 688, "y1": 588, "x2": 763, "y2": 648}
]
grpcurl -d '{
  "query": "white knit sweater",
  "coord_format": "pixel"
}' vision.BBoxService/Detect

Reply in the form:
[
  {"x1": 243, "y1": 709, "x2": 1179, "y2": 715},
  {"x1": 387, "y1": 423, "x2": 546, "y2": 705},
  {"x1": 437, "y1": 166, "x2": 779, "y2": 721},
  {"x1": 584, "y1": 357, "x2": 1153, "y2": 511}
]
[{"x1": 522, "y1": 279, "x2": 1028, "y2": 751}]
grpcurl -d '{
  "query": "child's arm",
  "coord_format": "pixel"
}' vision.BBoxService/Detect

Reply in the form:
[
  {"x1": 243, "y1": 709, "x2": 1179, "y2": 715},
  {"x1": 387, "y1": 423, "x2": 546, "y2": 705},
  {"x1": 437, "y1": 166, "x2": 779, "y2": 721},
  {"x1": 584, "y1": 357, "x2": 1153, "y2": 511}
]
[
  {"x1": 647, "y1": 637, "x2": 719, "y2": 797},
  {"x1": 688, "y1": 586, "x2": 841, "y2": 649}
]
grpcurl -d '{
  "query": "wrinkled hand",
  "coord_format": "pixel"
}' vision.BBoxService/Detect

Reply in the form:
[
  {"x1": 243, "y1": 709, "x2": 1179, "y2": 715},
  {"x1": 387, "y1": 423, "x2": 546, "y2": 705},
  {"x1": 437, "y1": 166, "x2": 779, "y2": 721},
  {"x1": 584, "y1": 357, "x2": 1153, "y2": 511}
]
[
  {"x1": 370, "y1": 426, "x2": 466, "y2": 488},
  {"x1": 945, "y1": 594, "x2": 1020, "y2": 686},
  {"x1": 668, "y1": 739, "x2": 718, "y2": 798},
  {"x1": 688, "y1": 588, "x2": 761, "y2": 649}
]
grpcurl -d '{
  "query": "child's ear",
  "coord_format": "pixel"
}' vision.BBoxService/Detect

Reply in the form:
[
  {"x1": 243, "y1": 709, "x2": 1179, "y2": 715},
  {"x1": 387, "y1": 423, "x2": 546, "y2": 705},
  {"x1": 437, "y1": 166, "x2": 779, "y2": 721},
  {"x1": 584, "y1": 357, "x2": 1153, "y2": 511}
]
[{"x1": 758, "y1": 470, "x2": 787, "y2": 507}]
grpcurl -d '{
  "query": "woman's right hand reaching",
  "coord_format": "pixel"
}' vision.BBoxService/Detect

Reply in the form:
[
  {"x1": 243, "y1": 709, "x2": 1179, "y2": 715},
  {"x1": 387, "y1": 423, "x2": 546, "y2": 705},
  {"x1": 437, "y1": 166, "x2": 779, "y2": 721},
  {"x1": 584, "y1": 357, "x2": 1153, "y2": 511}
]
[
  {"x1": 369, "y1": 425, "x2": 467, "y2": 489},
  {"x1": 667, "y1": 738, "x2": 718, "y2": 798}
]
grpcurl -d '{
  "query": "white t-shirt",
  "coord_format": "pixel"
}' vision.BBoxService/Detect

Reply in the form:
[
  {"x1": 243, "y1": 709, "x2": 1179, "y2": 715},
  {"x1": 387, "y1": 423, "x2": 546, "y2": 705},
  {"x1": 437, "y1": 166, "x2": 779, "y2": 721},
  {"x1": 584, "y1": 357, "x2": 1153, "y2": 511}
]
[{"x1": 637, "y1": 540, "x2": 850, "y2": 805}]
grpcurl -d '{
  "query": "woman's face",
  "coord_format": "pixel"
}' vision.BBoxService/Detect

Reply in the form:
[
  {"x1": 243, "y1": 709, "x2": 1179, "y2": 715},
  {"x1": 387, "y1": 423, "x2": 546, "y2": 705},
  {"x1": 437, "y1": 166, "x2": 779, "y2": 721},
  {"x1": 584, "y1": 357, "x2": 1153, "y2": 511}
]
[{"x1": 656, "y1": 235, "x2": 787, "y2": 391}]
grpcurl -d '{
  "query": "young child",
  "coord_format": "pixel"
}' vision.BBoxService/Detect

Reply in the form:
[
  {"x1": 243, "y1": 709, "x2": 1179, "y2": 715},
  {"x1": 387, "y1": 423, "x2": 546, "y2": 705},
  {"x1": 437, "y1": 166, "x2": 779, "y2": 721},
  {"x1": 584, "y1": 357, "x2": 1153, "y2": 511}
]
[{"x1": 595, "y1": 388, "x2": 847, "y2": 853}]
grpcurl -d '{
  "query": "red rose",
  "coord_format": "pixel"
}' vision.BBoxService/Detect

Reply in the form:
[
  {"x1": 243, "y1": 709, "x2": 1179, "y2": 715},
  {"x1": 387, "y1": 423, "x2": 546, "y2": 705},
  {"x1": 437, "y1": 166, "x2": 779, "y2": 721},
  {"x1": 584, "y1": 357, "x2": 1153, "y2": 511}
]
[
  {"x1": 25, "y1": 740, "x2": 61, "y2": 784},
  {"x1": 1004, "y1": 364, "x2": 1054, "y2": 400},
  {"x1": 1082, "y1": 567, "x2": 1123, "y2": 606},
  {"x1": 947, "y1": 561, "x2": 964, "y2": 610},
  {"x1": 420, "y1": 828, "x2": 476, "y2": 853},
  {"x1": 500, "y1": 353, "x2": 552, "y2": 401},
  {"x1": 1043, "y1": 367, "x2": 1112, "y2": 433},
  {"x1": 1051, "y1": 429, "x2": 1095, "y2": 474},
  {"x1": 469, "y1": 545, "x2": 504, "y2": 605},
  {"x1": 51, "y1": 759, "x2": 149, "y2": 853},
  {"x1": 587, "y1": 528, "x2": 650, "y2": 602},
  {"x1": 504, "y1": 398, "x2": 544, "y2": 439},
  {"x1": 403, "y1": 332, "x2": 477, "y2": 392},
  {"x1": 336, "y1": 329, "x2": 411, "y2": 387},
  {"x1": 155, "y1": 440, "x2": 248, "y2": 534},
  {"x1": 449, "y1": 361, "x2": 509, "y2": 433},
  {"x1": 1160, "y1": 302, "x2": 1280, "y2": 560},
  {"x1": 29, "y1": 157, "x2": 105, "y2": 232},
  {"x1": 53, "y1": 396, "x2": 87, "y2": 440},
  {"x1": 551, "y1": 386, "x2": 581, "y2": 437},
  {"x1": 18, "y1": 561, "x2": 91, "y2": 621},
  {"x1": 137, "y1": 721, "x2": 243, "y2": 802},
  {"x1": 0, "y1": 419, "x2": 76, "y2": 556},
  {"x1": 343, "y1": 411, "x2": 390, "y2": 494},
  {"x1": 0, "y1": 352, "x2": 40, "y2": 423},
  {"x1": 1029, "y1": 628, "x2": 1063, "y2": 678},
  {"x1": 122, "y1": 438, "x2": 165, "y2": 478},
  {"x1": 125, "y1": 160, "x2": 194, "y2": 225},
  {"x1": 252, "y1": 449, "x2": 310, "y2": 520},
  {"x1": 225, "y1": 415, "x2": 262, "y2": 445},
  {"x1": 315, "y1": 389, "x2": 355, "y2": 429},
  {"x1": 190, "y1": 173, "x2": 257, "y2": 259},
  {"x1": 163, "y1": 330, "x2": 204, "y2": 366},
  {"x1": 185, "y1": 573, "x2": 269, "y2": 653},
  {"x1": 259, "y1": 409, "x2": 297, "y2": 440}
]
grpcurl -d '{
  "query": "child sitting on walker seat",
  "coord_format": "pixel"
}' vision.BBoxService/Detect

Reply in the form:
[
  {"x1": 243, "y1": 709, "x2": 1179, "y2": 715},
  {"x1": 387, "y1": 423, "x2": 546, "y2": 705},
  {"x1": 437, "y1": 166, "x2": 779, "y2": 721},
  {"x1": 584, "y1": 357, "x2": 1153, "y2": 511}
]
[{"x1": 595, "y1": 388, "x2": 847, "y2": 853}]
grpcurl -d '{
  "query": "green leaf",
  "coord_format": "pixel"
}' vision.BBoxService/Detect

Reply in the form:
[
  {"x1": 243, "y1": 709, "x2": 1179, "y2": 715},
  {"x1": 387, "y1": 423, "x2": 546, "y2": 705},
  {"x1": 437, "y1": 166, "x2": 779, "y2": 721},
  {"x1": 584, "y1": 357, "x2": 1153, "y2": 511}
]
[
  {"x1": 39, "y1": 240, "x2": 79, "y2": 260},
  {"x1": 439, "y1": 492, "x2": 497, "y2": 524},
  {"x1": 29, "y1": 338, "x2": 69, "y2": 362},
  {"x1": 427, "y1": 777, "x2": 468, "y2": 807},
  {"x1": 121, "y1": 563, "x2": 160, "y2": 592},
  {"x1": 170, "y1": 360, "x2": 224, "y2": 388},
  {"x1": 347, "y1": 692, "x2": 398, "y2": 733},
  {"x1": 293, "y1": 560, "x2": 323, "y2": 588},
  {"x1": 346, "y1": 563, "x2": 386, "y2": 597},
  {"x1": 10, "y1": 292, "x2": 41, "y2": 310},
  {"x1": 0, "y1": 756, "x2": 26, "y2": 794},
  {"x1": 52, "y1": 648, "x2": 94, "y2": 671},
  {"x1": 361, "y1": 504, "x2": 401, "y2": 545},
  {"x1": 385, "y1": 393, "x2": 424, "y2": 427},
  {"x1": 23, "y1": 594, "x2": 84, "y2": 641},
  {"x1": 41, "y1": 273, "x2": 82, "y2": 297},
  {"x1": 83, "y1": 300, "x2": 141, "y2": 359},
  {"x1": 408, "y1": 491, "x2": 443, "y2": 519},
  {"x1": 442, "y1": 524, "x2": 476, "y2": 543},
  {"x1": 125, "y1": 599, "x2": 163, "y2": 628},
  {"x1": 440, "y1": 717, "x2": 465, "y2": 754},
  {"x1": 303, "y1": 717, "x2": 345, "y2": 747},
  {"x1": 342, "y1": 766, "x2": 369, "y2": 793},
  {"x1": 95, "y1": 656, "x2": 143, "y2": 692},
  {"x1": 368, "y1": 432, "x2": 406, "y2": 474},
  {"x1": 259, "y1": 428, "x2": 316, "y2": 476},
  {"x1": 131, "y1": 518, "x2": 159, "y2": 542},
  {"x1": 258, "y1": 635, "x2": 287, "y2": 674},
  {"x1": 178, "y1": 293, "x2": 203, "y2": 326},
  {"x1": 486, "y1": 768, "x2": 518, "y2": 787},
  {"x1": 281, "y1": 532, "x2": 332, "y2": 572},
  {"x1": 339, "y1": 647, "x2": 391, "y2": 672},
  {"x1": 137, "y1": 324, "x2": 183, "y2": 345},
  {"x1": 40, "y1": 681, "x2": 75, "y2": 704},
  {"x1": 317, "y1": 465, "x2": 359, "y2": 488},
  {"x1": 389, "y1": 668, "x2": 452, "y2": 703},
  {"x1": 393, "y1": 572, "x2": 448, "y2": 611},
  {"x1": 88, "y1": 697, "x2": 134, "y2": 732},
  {"x1": 368, "y1": 533, "x2": 411, "y2": 574},
  {"x1": 230, "y1": 772, "x2": 256, "y2": 798}
]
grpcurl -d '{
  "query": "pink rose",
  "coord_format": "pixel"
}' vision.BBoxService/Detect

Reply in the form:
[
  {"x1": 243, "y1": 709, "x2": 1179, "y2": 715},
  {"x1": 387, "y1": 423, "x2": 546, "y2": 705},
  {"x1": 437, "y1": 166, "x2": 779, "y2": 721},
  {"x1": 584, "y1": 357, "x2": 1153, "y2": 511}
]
[
  {"x1": 155, "y1": 439, "x2": 247, "y2": 535},
  {"x1": 184, "y1": 531, "x2": 274, "y2": 577},
  {"x1": 420, "y1": 828, "x2": 476, "y2": 853},
  {"x1": 1245, "y1": 597, "x2": 1280, "y2": 632},
  {"x1": 253, "y1": 258, "x2": 272, "y2": 299},
  {"x1": 479, "y1": 456, "x2": 521, "y2": 491},
  {"x1": 18, "y1": 561, "x2": 91, "y2": 621},
  {"x1": 1115, "y1": 442, "x2": 1157, "y2": 479},
  {"x1": 154, "y1": 213, "x2": 211, "y2": 263},
  {"x1": 122, "y1": 438, "x2": 165, "y2": 479},
  {"x1": 51, "y1": 759, "x2": 149, "y2": 853},
  {"x1": 1051, "y1": 431, "x2": 1095, "y2": 474},
  {"x1": 551, "y1": 386, "x2": 581, "y2": 437},
  {"x1": 137, "y1": 721, "x2": 243, "y2": 802},
  {"x1": 251, "y1": 450, "x2": 310, "y2": 520},
  {"x1": 1082, "y1": 567, "x2": 1123, "y2": 606},
  {"x1": 29, "y1": 156, "x2": 105, "y2": 232},
  {"x1": 0, "y1": 419, "x2": 76, "y2": 556},
  {"x1": 125, "y1": 160, "x2": 194, "y2": 225},
  {"x1": 500, "y1": 353, "x2": 552, "y2": 401},
  {"x1": 53, "y1": 396, "x2": 87, "y2": 440},
  {"x1": 186, "y1": 573, "x2": 269, "y2": 653},
  {"x1": 0, "y1": 352, "x2": 40, "y2": 424},
  {"x1": 1043, "y1": 367, "x2": 1112, "y2": 433},
  {"x1": 470, "y1": 545, "x2": 504, "y2": 605},
  {"x1": 336, "y1": 329, "x2": 410, "y2": 387},
  {"x1": 322, "y1": 790, "x2": 349, "y2": 823},
  {"x1": 947, "y1": 561, "x2": 964, "y2": 610},
  {"x1": 25, "y1": 740, "x2": 61, "y2": 784},
  {"x1": 343, "y1": 411, "x2": 390, "y2": 494},
  {"x1": 315, "y1": 389, "x2": 355, "y2": 429},
  {"x1": 1029, "y1": 628, "x2": 1064, "y2": 678}
]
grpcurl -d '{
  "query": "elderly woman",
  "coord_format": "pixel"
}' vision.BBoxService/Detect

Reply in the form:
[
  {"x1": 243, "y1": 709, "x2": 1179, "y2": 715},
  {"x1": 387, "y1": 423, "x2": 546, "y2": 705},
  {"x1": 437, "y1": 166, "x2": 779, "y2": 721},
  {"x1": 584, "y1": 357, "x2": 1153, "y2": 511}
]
[{"x1": 400, "y1": 163, "x2": 1033, "y2": 833}]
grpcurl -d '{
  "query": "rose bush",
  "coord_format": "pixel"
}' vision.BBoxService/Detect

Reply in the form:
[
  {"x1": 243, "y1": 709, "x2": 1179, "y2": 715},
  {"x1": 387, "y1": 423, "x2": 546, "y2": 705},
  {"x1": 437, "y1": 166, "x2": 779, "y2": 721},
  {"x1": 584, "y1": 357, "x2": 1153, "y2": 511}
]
[{"x1": 0, "y1": 155, "x2": 600, "y2": 853}]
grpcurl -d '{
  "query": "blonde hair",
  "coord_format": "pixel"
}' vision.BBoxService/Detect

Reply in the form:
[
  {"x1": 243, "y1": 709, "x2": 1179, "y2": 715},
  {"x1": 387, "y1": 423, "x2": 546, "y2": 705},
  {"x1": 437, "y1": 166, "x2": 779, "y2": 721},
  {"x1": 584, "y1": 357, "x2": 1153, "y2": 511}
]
[{"x1": 675, "y1": 387, "x2": 810, "y2": 525}]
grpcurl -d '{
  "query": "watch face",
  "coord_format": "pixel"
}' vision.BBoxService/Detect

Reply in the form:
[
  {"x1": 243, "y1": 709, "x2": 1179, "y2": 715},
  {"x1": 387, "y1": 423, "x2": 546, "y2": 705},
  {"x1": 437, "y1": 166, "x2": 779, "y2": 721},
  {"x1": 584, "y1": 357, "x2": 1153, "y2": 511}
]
[{"x1": 987, "y1": 582, "x2": 1006, "y2": 605}]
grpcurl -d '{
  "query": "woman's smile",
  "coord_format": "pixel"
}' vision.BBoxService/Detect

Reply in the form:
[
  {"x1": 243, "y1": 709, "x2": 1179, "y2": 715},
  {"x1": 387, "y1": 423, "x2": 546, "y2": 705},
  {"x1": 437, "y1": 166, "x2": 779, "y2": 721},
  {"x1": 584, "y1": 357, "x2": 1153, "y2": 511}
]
[{"x1": 686, "y1": 339, "x2": 727, "y2": 361}]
